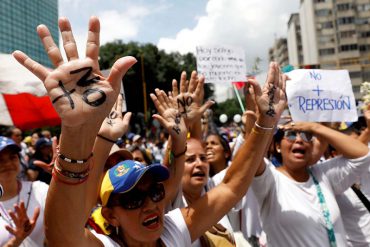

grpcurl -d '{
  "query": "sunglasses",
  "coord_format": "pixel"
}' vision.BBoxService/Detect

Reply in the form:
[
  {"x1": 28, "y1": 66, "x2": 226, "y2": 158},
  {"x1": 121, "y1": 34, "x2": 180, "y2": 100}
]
[
  {"x1": 116, "y1": 183, "x2": 165, "y2": 210},
  {"x1": 283, "y1": 130, "x2": 313, "y2": 142}
]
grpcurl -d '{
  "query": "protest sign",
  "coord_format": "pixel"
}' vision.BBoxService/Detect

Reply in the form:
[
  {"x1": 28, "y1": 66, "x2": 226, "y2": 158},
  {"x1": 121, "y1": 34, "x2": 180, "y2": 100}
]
[
  {"x1": 196, "y1": 45, "x2": 246, "y2": 84},
  {"x1": 285, "y1": 69, "x2": 358, "y2": 122}
]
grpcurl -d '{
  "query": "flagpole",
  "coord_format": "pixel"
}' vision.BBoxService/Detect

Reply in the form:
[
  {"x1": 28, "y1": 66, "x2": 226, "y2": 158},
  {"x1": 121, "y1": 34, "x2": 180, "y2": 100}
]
[{"x1": 232, "y1": 84, "x2": 245, "y2": 112}]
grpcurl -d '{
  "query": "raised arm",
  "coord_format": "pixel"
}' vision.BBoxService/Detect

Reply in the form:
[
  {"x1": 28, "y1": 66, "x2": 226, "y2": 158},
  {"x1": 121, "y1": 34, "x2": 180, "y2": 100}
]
[
  {"x1": 181, "y1": 62, "x2": 288, "y2": 242},
  {"x1": 151, "y1": 71, "x2": 213, "y2": 204},
  {"x1": 282, "y1": 121, "x2": 369, "y2": 159},
  {"x1": 13, "y1": 17, "x2": 136, "y2": 246}
]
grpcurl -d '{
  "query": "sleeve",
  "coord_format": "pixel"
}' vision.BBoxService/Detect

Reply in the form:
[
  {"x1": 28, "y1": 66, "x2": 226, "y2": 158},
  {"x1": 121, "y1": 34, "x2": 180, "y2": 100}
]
[
  {"x1": 32, "y1": 181, "x2": 49, "y2": 211},
  {"x1": 251, "y1": 159, "x2": 276, "y2": 205},
  {"x1": 232, "y1": 134, "x2": 245, "y2": 159},
  {"x1": 315, "y1": 151, "x2": 370, "y2": 195},
  {"x1": 161, "y1": 209, "x2": 192, "y2": 246}
]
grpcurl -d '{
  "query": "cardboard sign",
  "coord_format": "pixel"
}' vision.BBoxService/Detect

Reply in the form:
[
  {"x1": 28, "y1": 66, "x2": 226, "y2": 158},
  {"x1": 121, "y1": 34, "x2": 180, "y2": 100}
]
[
  {"x1": 285, "y1": 69, "x2": 357, "y2": 122},
  {"x1": 196, "y1": 45, "x2": 246, "y2": 84}
]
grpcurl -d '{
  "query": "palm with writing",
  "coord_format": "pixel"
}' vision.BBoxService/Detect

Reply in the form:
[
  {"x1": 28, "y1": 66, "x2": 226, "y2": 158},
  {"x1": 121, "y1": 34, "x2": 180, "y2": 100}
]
[
  {"x1": 248, "y1": 62, "x2": 288, "y2": 127},
  {"x1": 13, "y1": 17, "x2": 136, "y2": 129},
  {"x1": 98, "y1": 94, "x2": 132, "y2": 141},
  {"x1": 171, "y1": 71, "x2": 214, "y2": 127},
  {"x1": 150, "y1": 89, "x2": 187, "y2": 142}
]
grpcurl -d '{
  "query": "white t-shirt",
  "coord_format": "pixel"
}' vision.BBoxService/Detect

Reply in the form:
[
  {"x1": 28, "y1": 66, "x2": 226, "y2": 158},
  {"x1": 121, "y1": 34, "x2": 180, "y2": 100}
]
[
  {"x1": 252, "y1": 153, "x2": 370, "y2": 247},
  {"x1": 211, "y1": 166, "x2": 262, "y2": 239},
  {"x1": 0, "y1": 181, "x2": 49, "y2": 247},
  {"x1": 92, "y1": 208, "x2": 191, "y2": 246},
  {"x1": 335, "y1": 164, "x2": 370, "y2": 247}
]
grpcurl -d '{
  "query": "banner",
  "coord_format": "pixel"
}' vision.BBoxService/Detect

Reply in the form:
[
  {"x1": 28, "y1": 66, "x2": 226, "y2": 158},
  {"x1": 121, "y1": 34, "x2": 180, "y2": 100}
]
[
  {"x1": 196, "y1": 45, "x2": 246, "y2": 84},
  {"x1": 285, "y1": 69, "x2": 357, "y2": 122}
]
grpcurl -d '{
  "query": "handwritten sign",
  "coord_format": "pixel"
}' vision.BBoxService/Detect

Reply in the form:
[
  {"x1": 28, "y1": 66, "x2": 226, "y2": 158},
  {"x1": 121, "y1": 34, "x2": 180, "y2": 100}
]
[
  {"x1": 285, "y1": 69, "x2": 357, "y2": 122},
  {"x1": 196, "y1": 45, "x2": 246, "y2": 84}
]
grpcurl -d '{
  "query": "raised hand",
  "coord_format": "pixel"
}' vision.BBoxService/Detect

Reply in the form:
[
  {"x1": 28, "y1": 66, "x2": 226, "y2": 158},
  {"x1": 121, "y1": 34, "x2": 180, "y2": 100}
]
[
  {"x1": 98, "y1": 94, "x2": 132, "y2": 141},
  {"x1": 150, "y1": 89, "x2": 187, "y2": 142},
  {"x1": 33, "y1": 136, "x2": 58, "y2": 174},
  {"x1": 4, "y1": 201, "x2": 40, "y2": 244},
  {"x1": 248, "y1": 62, "x2": 288, "y2": 127},
  {"x1": 171, "y1": 71, "x2": 214, "y2": 127},
  {"x1": 12, "y1": 17, "x2": 136, "y2": 129}
]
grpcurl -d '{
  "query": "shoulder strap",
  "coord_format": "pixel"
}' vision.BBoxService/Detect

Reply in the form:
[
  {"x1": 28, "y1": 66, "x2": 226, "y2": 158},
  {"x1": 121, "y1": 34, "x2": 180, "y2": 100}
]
[{"x1": 351, "y1": 184, "x2": 370, "y2": 213}]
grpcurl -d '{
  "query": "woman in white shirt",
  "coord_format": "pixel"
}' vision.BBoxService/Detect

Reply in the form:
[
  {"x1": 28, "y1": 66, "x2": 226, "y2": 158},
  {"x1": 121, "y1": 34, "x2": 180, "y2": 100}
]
[
  {"x1": 252, "y1": 120, "x2": 370, "y2": 247},
  {"x1": 13, "y1": 15, "x2": 287, "y2": 246},
  {"x1": 0, "y1": 136, "x2": 48, "y2": 247}
]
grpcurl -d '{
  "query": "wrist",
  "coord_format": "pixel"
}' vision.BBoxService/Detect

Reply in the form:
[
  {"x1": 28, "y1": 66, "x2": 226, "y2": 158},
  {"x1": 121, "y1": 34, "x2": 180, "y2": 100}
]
[
  {"x1": 6, "y1": 237, "x2": 23, "y2": 247},
  {"x1": 60, "y1": 124, "x2": 98, "y2": 160},
  {"x1": 255, "y1": 118, "x2": 275, "y2": 129}
]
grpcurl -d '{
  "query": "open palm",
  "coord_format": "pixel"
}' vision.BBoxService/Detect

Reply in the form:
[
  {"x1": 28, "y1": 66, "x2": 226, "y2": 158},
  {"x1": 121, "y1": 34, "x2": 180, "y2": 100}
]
[{"x1": 13, "y1": 17, "x2": 136, "y2": 128}]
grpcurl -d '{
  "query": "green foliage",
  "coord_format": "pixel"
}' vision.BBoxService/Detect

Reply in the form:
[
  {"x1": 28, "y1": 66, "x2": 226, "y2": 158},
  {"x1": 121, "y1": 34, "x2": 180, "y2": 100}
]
[
  {"x1": 99, "y1": 41, "x2": 214, "y2": 114},
  {"x1": 212, "y1": 97, "x2": 244, "y2": 123}
]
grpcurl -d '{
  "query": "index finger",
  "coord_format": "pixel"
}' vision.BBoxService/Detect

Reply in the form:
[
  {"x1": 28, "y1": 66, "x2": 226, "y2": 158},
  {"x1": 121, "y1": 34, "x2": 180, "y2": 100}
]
[{"x1": 12, "y1": 51, "x2": 49, "y2": 82}]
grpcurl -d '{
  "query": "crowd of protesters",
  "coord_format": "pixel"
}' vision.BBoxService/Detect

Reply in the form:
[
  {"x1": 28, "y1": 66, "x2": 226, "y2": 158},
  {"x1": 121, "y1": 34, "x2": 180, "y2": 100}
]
[{"x1": 0, "y1": 16, "x2": 370, "y2": 247}]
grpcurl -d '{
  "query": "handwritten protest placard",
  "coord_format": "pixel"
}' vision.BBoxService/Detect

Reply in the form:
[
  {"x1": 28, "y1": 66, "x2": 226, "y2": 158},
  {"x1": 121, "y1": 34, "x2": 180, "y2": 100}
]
[
  {"x1": 285, "y1": 69, "x2": 358, "y2": 122},
  {"x1": 196, "y1": 45, "x2": 246, "y2": 84}
]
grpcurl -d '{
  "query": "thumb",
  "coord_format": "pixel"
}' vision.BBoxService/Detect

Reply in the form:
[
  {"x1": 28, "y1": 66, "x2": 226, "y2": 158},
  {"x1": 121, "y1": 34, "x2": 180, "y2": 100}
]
[
  {"x1": 31, "y1": 207, "x2": 40, "y2": 224},
  {"x1": 107, "y1": 57, "x2": 137, "y2": 91},
  {"x1": 248, "y1": 79, "x2": 262, "y2": 97},
  {"x1": 199, "y1": 101, "x2": 214, "y2": 115},
  {"x1": 152, "y1": 114, "x2": 168, "y2": 129}
]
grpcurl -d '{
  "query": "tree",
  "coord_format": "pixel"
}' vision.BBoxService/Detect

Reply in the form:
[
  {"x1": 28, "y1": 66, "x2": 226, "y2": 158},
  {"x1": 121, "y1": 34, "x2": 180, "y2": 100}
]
[{"x1": 99, "y1": 41, "x2": 214, "y2": 133}]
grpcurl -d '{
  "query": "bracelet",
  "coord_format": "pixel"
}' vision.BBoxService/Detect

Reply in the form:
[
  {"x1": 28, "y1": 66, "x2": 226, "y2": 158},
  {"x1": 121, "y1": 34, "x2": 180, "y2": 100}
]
[
  {"x1": 251, "y1": 127, "x2": 272, "y2": 135},
  {"x1": 254, "y1": 122, "x2": 274, "y2": 131},
  {"x1": 52, "y1": 159, "x2": 90, "y2": 185},
  {"x1": 168, "y1": 144, "x2": 187, "y2": 165},
  {"x1": 173, "y1": 145, "x2": 187, "y2": 158},
  {"x1": 58, "y1": 152, "x2": 93, "y2": 164},
  {"x1": 54, "y1": 159, "x2": 90, "y2": 179},
  {"x1": 97, "y1": 134, "x2": 116, "y2": 144}
]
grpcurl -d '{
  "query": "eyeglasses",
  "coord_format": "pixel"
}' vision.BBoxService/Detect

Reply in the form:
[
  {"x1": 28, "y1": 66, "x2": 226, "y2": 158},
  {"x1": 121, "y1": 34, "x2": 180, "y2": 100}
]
[
  {"x1": 116, "y1": 183, "x2": 165, "y2": 210},
  {"x1": 283, "y1": 130, "x2": 313, "y2": 142}
]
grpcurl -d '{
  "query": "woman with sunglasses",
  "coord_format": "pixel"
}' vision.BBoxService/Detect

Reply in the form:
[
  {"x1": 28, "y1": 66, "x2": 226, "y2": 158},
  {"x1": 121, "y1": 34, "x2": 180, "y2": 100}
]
[
  {"x1": 13, "y1": 16, "x2": 287, "y2": 246},
  {"x1": 251, "y1": 118, "x2": 370, "y2": 247}
]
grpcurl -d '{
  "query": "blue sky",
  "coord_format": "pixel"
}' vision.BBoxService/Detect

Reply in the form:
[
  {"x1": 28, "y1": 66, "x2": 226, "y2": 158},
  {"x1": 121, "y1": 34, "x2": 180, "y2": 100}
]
[{"x1": 59, "y1": 0, "x2": 300, "y2": 101}]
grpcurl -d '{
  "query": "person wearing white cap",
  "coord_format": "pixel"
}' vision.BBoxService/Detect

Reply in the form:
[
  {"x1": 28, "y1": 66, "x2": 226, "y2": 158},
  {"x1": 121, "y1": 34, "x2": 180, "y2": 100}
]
[{"x1": 0, "y1": 136, "x2": 48, "y2": 247}]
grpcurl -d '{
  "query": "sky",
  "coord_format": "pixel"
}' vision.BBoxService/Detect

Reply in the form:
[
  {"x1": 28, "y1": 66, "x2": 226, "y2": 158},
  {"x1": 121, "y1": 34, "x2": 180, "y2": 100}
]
[{"x1": 59, "y1": 0, "x2": 300, "y2": 101}]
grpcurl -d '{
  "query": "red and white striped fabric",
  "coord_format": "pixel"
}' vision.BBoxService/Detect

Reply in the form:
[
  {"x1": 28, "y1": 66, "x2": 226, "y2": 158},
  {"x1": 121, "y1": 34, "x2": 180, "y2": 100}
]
[{"x1": 0, "y1": 53, "x2": 60, "y2": 130}]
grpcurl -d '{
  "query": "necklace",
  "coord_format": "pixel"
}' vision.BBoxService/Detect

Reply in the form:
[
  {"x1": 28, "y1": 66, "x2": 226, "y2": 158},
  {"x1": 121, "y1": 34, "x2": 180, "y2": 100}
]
[{"x1": 0, "y1": 181, "x2": 33, "y2": 227}]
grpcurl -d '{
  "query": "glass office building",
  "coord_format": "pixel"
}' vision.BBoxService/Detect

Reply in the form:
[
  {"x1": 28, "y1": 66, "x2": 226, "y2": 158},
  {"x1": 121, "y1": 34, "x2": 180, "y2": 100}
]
[{"x1": 0, "y1": 0, "x2": 58, "y2": 67}]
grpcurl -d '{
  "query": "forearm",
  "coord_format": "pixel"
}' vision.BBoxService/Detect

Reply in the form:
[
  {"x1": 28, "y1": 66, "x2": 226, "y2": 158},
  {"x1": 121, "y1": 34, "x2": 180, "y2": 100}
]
[
  {"x1": 224, "y1": 121, "x2": 273, "y2": 199},
  {"x1": 45, "y1": 124, "x2": 101, "y2": 245},
  {"x1": 3, "y1": 237, "x2": 23, "y2": 247},
  {"x1": 163, "y1": 135, "x2": 186, "y2": 204},
  {"x1": 189, "y1": 120, "x2": 202, "y2": 140},
  {"x1": 313, "y1": 124, "x2": 369, "y2": 159},
  {"x1": 358, "y1": 128, "x2": 370, "y2": 145}
]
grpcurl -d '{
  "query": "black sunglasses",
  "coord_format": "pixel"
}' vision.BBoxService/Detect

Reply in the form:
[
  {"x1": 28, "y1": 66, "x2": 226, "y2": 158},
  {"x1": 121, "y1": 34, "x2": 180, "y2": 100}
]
[
  {"x1": 283, "y1": 130, "x2": 313, "y2": 142},
  {"x1": 116, "y1": 183, "x2": 165, "y2": 210}
]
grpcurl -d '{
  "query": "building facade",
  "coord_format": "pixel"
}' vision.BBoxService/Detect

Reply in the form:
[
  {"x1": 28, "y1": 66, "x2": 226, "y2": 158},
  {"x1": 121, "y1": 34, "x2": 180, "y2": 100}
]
[
  {"x1": 287, "y1": 13, "x2": 304, "y2": 68},
  {"x1": 298, "y1": 0, "x2": 370, "y2": 98},
  {"x1": 269, "y1": 38, "x2": 289, "y2": 67},
  {"x1": 0, "y1": 0, "x2": 58, "y2": 68}
]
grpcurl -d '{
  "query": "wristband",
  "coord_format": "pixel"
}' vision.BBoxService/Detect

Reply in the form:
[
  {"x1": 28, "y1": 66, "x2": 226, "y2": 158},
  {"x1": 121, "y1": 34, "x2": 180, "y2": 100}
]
[
  {"x1": 97, "y1": 134, "x2": 116, "y2": 144},
  {"x1": 254, "y1": 122, "x2": 274, "y2": 131},
  {"x1": 58, "y1": 152, "x2": 93, "y2": 164}
]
